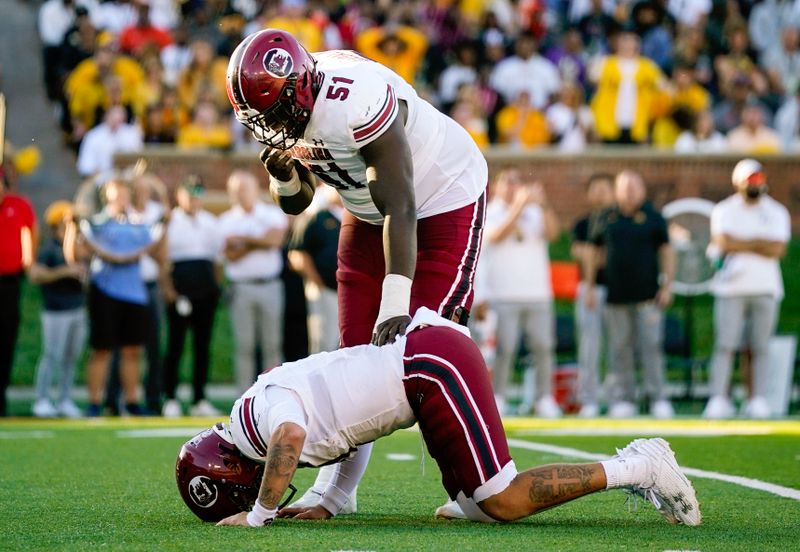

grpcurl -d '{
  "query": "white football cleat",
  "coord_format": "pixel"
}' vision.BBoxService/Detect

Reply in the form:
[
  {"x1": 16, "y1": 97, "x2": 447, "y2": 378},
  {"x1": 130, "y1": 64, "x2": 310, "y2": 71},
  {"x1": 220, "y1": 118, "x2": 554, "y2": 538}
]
[
  {"x1": 616, "y1": 438, "x2": 701, "y2": 526},
  {"x1": 608, "y1": 401, "x2": 637, "y2": 418},
  {"x1": 702, "y1": 395, "x2": 735, "y2": 419},
  {"x1": 32, "y1": 398, "x2": 58, "y2": 418},
  {"x1": 741, "y1": 396, "x2": 771, "y2": 419},
  {"x1": 162, "y1": 399, "x2": 182, "y2": 418},
  {"x1": 650, "y1": 400, "x2": 675, "y2": 420},
  {"x1": 434, "y1": 499, "x2": 467, "y2": 520},
  {"x1": 578, "y1": 403, "x2": 600, "y2": 418},
  {"x1": 57, "y1": 399, "x2": 83, "y2": 419},
  {"x1": 189, "y1": 399, "x2": 221, "y2": 417},
  {"x1": 534, "y1": 395, "x2": 563, "y2": 419}
]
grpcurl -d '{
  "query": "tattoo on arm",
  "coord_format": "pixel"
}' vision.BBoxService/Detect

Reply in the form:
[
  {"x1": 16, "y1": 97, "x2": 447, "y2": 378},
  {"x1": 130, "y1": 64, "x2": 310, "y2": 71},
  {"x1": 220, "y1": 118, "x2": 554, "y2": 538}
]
[
  {"x1": 528, "y1": 465, "x2": 596, "y2": 506},
  {"x1": 259, "y1": 443, "x2": 300, "y2": 508}
]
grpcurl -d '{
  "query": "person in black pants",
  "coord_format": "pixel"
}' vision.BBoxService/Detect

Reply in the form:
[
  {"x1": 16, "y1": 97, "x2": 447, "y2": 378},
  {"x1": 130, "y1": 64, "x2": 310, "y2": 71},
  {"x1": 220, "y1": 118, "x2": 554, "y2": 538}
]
[
  {"x1": 0, "y1": 172, "x2": 38, "y2": 416},
  {"x1": 161, "y1": 180, "x2": 222, "y2": 417}
]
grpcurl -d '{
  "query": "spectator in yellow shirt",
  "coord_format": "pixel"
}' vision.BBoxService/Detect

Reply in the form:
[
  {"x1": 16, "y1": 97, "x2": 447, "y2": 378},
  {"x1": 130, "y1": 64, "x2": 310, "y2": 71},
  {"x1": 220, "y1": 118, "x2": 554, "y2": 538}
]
[
  {"x1": 652, "y1": 63, "x2": 710, "y2": 147},
  {"x1": 177, "y1": 101, "x2": 232, "y2": 150},
  {"x1": 265, "y1": 0, "x2": 323, "y2": 53},
  {"x1": 177, "y1": 40, "x2": 229, "y2": 113},
  {"x1": 496, "y1": 91, "x2": 551, "y2": 148},
  {"x1": 356, "y1": 24, "x2": 428, "y2": 84},
  {"x1": 590, "y1": 28, "x2": 667, "y2": 144}
]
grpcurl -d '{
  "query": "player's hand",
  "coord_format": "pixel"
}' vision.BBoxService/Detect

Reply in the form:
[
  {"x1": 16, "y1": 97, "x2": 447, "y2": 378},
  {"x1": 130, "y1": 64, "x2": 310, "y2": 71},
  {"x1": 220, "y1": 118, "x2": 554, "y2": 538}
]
[
  {"x1": 216, "y1": 511, "x2": 251, "y2": 527},
  {"x1": 261, "y1": 146, "x2": 295, "y2": 182},
  {"x1": 372, "y1": 315, "x2": 412, "y2": 346},
  {"x1": 277, "y1": 505, "x2": 333, "y2": 520}
]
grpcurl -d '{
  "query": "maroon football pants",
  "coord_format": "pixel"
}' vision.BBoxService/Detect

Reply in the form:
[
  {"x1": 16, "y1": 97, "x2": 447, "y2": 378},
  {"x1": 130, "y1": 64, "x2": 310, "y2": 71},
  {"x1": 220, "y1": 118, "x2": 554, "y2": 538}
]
[
  {"x1": 402, "y1": 325, "x2": 513, "y2": 500},
  {"x1": 336, "y1": 193, "x2": 486, "y2": 347}
]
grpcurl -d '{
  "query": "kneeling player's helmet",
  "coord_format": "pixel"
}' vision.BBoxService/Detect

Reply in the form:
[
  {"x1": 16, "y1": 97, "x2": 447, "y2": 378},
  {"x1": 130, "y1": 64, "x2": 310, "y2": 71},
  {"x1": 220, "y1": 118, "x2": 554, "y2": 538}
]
[
  {"x1": 175, "y1": 424, "x2": 263, "y2": 522},
  {"x1": 226, "y1": 29, "x2": 318, "y2": 150}
]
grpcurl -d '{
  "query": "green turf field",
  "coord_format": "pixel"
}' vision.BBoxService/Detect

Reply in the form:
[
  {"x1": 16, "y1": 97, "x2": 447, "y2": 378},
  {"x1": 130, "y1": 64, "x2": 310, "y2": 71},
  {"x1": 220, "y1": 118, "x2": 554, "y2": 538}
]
[{"x1": 2, "y1": 417, "x2": 798, "y2": 551}]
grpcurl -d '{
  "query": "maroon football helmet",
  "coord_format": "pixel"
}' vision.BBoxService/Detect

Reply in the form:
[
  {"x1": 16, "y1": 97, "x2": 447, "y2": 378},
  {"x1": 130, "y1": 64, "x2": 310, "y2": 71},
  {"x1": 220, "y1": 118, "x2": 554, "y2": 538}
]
[
  {"x1": 226, "y1": 29, "x2": 318, "y2": 150},
  {"x1": 175, "y1": 424, "x2": 263, "y2": 522}
]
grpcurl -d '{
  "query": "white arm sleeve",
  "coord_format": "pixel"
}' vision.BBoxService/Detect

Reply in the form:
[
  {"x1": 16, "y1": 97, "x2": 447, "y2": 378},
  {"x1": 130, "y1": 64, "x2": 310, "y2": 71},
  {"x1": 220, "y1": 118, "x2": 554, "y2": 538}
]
[{"x1": 318, "y1": 441, "x2": 373, "y2": 516}]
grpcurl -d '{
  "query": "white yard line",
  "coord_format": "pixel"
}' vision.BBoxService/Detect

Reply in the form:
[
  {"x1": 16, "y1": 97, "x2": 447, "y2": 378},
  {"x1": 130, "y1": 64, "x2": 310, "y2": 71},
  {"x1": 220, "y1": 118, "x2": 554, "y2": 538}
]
[
  {"x1": 506, "y1": 438, "x2": 800, "y2": 502},
  {"x1": 514, "y1": 428, "x2": 772, "y2": 437},
  {"x1": 117, "y1": 428, "x2": 206, "y2": 438},
  {"x1": 0, "y1": 430, "x2": 54, "y2": 439}
]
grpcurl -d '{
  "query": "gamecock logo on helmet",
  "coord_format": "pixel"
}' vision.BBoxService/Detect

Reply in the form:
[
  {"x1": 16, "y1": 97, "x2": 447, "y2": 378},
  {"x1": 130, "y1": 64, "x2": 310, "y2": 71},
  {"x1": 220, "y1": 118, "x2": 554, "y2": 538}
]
[
  {"x1": 188, "y1": 476, "x2": 219, "y2": 508},
  {"x1": 263, "y1": 48, "x2": 294, "y2": 78}
]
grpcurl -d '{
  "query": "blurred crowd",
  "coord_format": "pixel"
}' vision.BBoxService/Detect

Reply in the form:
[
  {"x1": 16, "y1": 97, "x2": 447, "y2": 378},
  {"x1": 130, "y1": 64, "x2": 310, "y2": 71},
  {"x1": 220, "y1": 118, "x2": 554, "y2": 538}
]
[
  {"x1": 37, "y1": 0, "x2": 800, "y2": 163},
  {"x1": 0, "y1": 157, "x2": 790, "y2": 419}
]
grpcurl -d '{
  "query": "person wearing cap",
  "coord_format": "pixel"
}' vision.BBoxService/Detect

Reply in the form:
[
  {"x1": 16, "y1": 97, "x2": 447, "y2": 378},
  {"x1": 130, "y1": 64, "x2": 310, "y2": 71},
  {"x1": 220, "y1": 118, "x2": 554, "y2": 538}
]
[
  {"x1": 161, "y1": 178, "x2": 223, "y2": 417},
  {"x1": 0, "y1": 171, "x2": 38, "y2": 416},
  {"x1": 704, "y1": 160, "x2": 790, "y2": 419},
  {"x1": 28, "y1": 201, "x2": 87, "y2": 418}
]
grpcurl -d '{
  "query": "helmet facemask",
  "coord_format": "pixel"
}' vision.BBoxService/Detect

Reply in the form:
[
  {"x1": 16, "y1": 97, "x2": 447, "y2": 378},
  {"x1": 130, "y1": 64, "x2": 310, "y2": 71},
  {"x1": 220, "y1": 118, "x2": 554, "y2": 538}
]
[{"x1": 238, "y1": 75, "x2": 312, "y2": 151}]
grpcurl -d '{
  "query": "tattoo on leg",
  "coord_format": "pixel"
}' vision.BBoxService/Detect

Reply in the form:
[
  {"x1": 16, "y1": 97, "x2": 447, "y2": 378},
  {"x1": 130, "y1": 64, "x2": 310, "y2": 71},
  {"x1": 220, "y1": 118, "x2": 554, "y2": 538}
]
[{"x1": 528, "y1": 465, "x2": 596, "y2": 507}]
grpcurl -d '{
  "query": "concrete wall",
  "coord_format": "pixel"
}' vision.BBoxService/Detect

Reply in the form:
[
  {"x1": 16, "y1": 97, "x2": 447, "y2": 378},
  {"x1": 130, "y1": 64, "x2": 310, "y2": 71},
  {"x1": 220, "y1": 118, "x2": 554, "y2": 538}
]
[{"x1": 116, "y1": 147, "x2": 800, "y2": 233}]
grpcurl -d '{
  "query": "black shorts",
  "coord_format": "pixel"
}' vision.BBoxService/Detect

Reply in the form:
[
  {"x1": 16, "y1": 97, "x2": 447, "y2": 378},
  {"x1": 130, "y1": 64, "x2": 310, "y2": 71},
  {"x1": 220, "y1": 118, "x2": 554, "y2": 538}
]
[{"x1": 88, "y1": 285, "x2": 149, "y2": 350}]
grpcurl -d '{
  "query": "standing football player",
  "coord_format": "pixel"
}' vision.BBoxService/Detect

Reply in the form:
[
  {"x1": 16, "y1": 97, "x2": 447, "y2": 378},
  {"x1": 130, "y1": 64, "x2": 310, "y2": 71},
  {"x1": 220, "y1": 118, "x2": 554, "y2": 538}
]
[{"x1": 226, "y1": 29, "x2": 488, "y2": 517}]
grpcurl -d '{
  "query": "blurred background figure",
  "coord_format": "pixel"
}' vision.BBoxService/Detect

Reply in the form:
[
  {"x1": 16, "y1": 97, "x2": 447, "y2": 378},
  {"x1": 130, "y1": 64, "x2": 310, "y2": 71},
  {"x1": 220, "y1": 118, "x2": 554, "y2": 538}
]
[
  {"x1": 726, "y1": 101, "x2": 781, "y2": 153},
  {"x1": 29, "y1": 201, "x2": 86, "y2": 418},
  {"x1": 482, "y1": 169, "x2": 561, "y2": 418},
  {"x1": 289, "y1": 186, "x2": 342, "y2": 354},
  {"x1": 591, "y1": 27, "x2": 667, "y2": 145},
  {"x1": 571, "y1": 173, "x2": 615, "y2": 418},
  {"x1": 161, "y1": 178, "x2": 222, "y2": 417},
  {"x1": 490, "y1": 31, "x2": 561, "y2": 110},
  {"x1": 76, "y1": 105, "x2": 143, "y2": 177},
  {"x1": 71, "y1": 178, "x2": 160, "y2": 417},
  {"x1": 585, "y1": 171, "x2": 675, "y2": 419},
  {"x1": 674, "y1": 109, "x2": 727, "y2": 152},
  {"x1": 704, "y1": 160, "x2": 790, "y2": 419},
  {"x1": 219, "y1": 171, "x2": 288, "y2": 393},
  {"x1": 0, "y1": 171, "x2": 38, "y2": 417}
]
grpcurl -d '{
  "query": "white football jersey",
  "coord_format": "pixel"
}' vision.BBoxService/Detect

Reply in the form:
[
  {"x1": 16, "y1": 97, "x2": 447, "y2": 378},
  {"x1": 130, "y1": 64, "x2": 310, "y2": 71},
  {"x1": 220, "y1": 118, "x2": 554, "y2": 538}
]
[
  {"x1": 290, "y1": 50, "x2": 487, "y2": 224},
  {"x1": 228, "y1": 308, "x2": 470, "y2": 466}
]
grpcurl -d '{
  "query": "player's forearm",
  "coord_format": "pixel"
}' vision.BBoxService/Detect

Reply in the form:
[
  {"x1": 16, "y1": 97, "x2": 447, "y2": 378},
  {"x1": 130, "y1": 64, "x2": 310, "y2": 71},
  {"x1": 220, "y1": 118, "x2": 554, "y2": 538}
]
[
  {"x1": 271, "y1": 178, "x2": 315, "y2": 215},
  {"x1": 257, "y1": 423, "x2": 305, "y2": 509},
  {"x1": 383, "y1": 206, "x2": 417, "y2": 279}
]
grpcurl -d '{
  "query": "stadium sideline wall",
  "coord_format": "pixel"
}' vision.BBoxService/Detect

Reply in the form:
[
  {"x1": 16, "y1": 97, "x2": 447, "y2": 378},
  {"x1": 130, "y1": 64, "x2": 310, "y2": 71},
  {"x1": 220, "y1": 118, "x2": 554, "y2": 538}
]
[{"x1": 116, "y1": 148, "x2": 800, "y2": 233}]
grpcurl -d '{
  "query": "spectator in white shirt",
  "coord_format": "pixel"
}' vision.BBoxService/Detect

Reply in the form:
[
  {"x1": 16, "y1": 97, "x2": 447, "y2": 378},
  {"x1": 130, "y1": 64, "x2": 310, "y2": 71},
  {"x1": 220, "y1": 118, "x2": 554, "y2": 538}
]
[
  {"x1": 490, "y1": 32, "x2": 561, "y2": 109},
  {"x1": 92, "y1": 0, "x2": 136, "y2": 34},
  {"x1": 674, "y1": 110, "x2": 728, "y2": 153},
  {"x1": 76, "y1": 106, "x2": 143, "y2": 177},
  {"x1": 667, "y1": 0, "x2": 711, "y2": 28},
  {"x1": 704, "y1": 160, "x2": 790, "y2": 419},
  {"x1": 546, "y1": 82, "x2": 595, "y2": 152},
  {"x1": 160, "y1": 24, "x2": 191, "y2": 86},
  {"x1": 161, "y1": 178, "x2": 223, "y2": 417},
  {"x1": 481, "y1": 169, "x2": 561, "y2": 418},
  {"x1": 775, "y1": 85, "x2": 800, "y2": 151},
  {"x1": 218, "y1": 171, "x2": 289, "y2": 393},
  {"x1": 438, "y1": 43, "x2": 478, "y2": 110}
]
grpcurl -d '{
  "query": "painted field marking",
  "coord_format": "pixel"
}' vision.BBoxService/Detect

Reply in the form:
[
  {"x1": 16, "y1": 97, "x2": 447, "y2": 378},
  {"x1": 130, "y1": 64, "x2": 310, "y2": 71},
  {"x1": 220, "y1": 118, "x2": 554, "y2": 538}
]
[
  {"x1": 0, "y1": 430, "x2": 53, "y2": 439},
  {"x1": 515, "y1": 427, "x2": 771, "y2": 437},
  {"x1": 506, "y1": 438, "x2": 800, "y2": 502},
  {"x1": 117, "y1": 428, "x2": 205, "y2": 438},
  {"x1": 386, "y1": 453, "x2": 417, "y2": 461}
]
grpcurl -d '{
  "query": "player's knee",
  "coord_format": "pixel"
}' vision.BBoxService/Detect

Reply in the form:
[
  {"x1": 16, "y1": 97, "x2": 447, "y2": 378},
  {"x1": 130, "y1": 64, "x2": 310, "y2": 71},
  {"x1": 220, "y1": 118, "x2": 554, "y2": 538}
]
[{"x1": 479, "y1": 493, "x2": 524, "y2": 522}]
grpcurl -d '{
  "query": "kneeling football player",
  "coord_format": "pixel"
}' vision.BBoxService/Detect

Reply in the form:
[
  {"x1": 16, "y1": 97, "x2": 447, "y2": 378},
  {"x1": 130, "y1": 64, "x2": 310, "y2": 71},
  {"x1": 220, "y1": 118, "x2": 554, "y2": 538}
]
[{"x1": 176, "y1": 308, "x2": 701, "y2": 527}]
